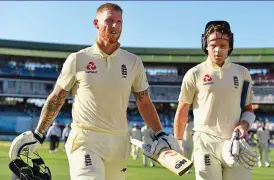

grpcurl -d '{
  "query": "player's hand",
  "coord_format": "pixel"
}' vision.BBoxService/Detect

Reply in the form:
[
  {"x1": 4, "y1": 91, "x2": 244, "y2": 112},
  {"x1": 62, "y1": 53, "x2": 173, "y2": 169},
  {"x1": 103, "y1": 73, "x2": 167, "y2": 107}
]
[
  {"x1": 9, "y1": 130, "x2": 46, "y2": 160},
  {"x1": 233, "y1": 121, "x2": 249, "y2": 139},
  {"x1": 150, "y1": 132, "x2": 180, "y2": 155},
  {"x1": 238, "y1": 139, "x2": 259, "y2": 169}
]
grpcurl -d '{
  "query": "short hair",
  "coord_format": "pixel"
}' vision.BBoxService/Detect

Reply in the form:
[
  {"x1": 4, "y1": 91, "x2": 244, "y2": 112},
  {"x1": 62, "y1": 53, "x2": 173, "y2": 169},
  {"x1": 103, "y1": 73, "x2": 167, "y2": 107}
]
[
  {"x1": 96, "y1": 3, "x2": 123, "y2": 15},
  {"x1": 205, "y1": 24, "x2": 232, "y2": 40}
]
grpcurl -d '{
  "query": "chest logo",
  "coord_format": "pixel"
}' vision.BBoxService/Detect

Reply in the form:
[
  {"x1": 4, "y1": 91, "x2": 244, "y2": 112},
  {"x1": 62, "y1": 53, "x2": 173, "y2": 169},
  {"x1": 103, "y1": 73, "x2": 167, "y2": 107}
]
[
  {"x1": 203, "y1": 74, "x2": 213, "y2": 85},
  {"x1": 121, "y1": 64, "x2": 127, "y2": 78},
  {"x1": 233, "y1": 76, "x2": 239, "y2": 88},
  {"x1": 86, "y1": 62, "x2": 97, "y2": 73}
]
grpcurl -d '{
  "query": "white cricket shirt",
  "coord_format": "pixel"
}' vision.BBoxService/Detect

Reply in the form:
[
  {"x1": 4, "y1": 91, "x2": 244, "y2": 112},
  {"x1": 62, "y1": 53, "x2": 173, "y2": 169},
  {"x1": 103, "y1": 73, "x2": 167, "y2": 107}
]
[
  {"x1": 178, "y1": 57, "x2": 253, "y2": 138},
  {"x1": 56, "y1": 43, "x2": 149, "y2": 135},
  {"x1": 141, "y1": 126, "x2": 154, "y2": 144},
  {"x1": 131, "y1": 127, "x2": 142, "y2": 141},
  {"x1": 257, "y1": 127, "x2": 270, "y2": 144}
]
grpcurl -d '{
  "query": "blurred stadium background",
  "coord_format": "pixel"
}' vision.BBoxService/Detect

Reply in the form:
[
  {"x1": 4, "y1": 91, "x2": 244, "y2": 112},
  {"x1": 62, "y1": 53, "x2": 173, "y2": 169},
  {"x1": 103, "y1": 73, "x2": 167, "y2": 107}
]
[{"x1": 0, "y1": 39, "x2": 274, "y2": 179}]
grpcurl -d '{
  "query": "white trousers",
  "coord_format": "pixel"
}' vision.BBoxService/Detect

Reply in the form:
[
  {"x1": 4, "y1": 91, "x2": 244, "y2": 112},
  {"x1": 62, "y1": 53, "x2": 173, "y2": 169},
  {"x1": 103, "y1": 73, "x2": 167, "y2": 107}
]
[
  {"x1": 131, "y1": 144, "x2": 140, "y2": 159},
  {"x1": 193, "y1": 132, "x2": 251, "y2": 180},
  {"x1": 65, "y1": 128, "x2": 130, "y2": 180},
  {"x1": 258, "y1": 142, "x2": 270, "y2": 164}
]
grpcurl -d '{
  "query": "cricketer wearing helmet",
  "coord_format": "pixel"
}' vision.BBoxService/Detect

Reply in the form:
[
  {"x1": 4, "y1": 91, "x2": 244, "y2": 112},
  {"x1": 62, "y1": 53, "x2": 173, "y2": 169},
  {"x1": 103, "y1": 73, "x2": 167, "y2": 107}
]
[
  {"x1": 9, "y1": 3, "x2": 180, "y2": 180},
  {"x1": 174, "y1": 21, "x2": 258, "y2": 180}
]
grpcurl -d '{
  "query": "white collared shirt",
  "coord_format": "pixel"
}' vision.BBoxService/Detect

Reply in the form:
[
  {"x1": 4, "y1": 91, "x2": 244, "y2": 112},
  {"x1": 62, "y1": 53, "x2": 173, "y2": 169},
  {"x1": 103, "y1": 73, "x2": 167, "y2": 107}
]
[
  {"x1": 141, "y1": 126, "x2": 154, "y2": 143},
  {"x1": 178, "y1": 57, "x2": 253, "y2": 138},
  {"x1": 257, "y1": 127, "x2": 270, "y2": 144},
  {"x1": 56, "y1": 42, "x2": 149, "y2": 135},
  {"x1": 47, "y1": 126, "x2": 61, "y2": 138}
]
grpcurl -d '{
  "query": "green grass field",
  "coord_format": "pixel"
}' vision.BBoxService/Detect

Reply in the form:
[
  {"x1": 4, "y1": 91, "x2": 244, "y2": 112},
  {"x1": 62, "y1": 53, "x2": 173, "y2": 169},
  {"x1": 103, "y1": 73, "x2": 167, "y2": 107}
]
[{"x1": 0, "y1": 141, "x2": 273, "y2": 180}]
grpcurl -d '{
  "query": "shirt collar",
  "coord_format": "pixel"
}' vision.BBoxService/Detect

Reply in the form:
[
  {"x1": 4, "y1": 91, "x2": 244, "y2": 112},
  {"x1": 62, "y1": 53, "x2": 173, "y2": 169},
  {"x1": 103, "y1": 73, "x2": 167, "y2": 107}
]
[
  {"x1": 205, "y1": 56, "x2": 231, "y2": 69},
  {"x1": 92, "y1": 39, "x2": 121, "y2": 58}
]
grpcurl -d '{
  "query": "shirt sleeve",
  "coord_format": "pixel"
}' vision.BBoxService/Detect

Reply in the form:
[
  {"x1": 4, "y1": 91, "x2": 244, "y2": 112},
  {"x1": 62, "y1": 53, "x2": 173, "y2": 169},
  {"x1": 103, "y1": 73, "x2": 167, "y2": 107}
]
[
  {"x1": 244, "y1": 67, "x2": 253, "y2": 106},
  {"x1": 178, "y1": 69, "x2": 196, "y2": 104},
  {"x1": 131, "y1": 57, "x2": 149, "y2": 92},
  {"x1": 56, "y1": 53, "x2": 77, "y2": 91}
]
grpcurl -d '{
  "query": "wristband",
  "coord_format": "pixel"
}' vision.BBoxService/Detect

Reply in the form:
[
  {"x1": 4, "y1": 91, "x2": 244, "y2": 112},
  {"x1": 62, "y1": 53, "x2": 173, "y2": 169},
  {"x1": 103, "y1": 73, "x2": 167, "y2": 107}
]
[
  {"x1": 240, "y1": 112, "x2": 256, "y2": 129},
  {"x1": 33, "y1": 129, "x2": 46, "y2": 144},
  {"x1": 154, "y1": 130, "x2": 166, "y2": 140}
]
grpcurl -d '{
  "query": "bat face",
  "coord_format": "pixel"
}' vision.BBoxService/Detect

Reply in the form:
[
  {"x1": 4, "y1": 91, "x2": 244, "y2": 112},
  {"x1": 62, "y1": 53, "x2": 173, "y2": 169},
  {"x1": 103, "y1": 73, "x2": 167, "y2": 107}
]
[
  {"x1": 175, "y1": 159, "x2": 188, "y2": 169},
  {"x1": 131, "y1": 138, "x2": 193, "y2": 176},
  {"x1": 158, "y1": 149, "x2": 193, "y2": 176},
  {"x1": 163, "y1": 150, "x2": 177, "y2": 157}
]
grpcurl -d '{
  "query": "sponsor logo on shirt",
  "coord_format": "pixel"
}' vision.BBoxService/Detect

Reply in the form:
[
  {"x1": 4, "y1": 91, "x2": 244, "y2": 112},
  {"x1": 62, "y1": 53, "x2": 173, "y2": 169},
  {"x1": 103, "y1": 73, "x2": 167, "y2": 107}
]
[
  {"x1": 86, "y1": 62, "x2": 97, "y2": 73},
  {"x1": 203, "y1": 74, "x2": 213, "y2": 85}
]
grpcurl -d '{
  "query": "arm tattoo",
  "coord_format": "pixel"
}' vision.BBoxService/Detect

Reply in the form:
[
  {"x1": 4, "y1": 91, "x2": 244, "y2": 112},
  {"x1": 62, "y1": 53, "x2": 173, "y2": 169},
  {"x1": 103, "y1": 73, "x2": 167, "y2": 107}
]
[
  {"x1": 133, "y1": 90, "x2": 148, "y2": 102},
  {"x1": 37, "y1": 89, "x2": 69, "y2": 134}
]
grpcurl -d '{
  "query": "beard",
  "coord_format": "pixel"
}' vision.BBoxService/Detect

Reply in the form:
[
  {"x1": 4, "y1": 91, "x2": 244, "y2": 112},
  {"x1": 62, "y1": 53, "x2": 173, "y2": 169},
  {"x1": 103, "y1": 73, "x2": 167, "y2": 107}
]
[{"x1": 100, "y1": 30, "x2": 121, "y2": 44}]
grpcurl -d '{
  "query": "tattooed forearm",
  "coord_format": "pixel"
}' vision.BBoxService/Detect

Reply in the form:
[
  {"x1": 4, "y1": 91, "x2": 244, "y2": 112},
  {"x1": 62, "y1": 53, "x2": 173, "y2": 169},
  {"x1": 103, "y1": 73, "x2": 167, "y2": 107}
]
[
  {"x1": 133, "y1": 89, "x2": 163, "y2": 132},
  {"x1": 36, "y1": 88, "x2": 69, "y2": 134},
  {"x1": 133, "y1": 90, "x2": 148, "y2": 102}
]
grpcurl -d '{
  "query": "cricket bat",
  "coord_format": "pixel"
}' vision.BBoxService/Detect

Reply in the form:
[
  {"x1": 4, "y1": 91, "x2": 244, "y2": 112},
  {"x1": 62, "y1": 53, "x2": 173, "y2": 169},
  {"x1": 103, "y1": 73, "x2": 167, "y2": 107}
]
[{"x1": 130, "y1": 138, "x2": 193, "y2": 176}]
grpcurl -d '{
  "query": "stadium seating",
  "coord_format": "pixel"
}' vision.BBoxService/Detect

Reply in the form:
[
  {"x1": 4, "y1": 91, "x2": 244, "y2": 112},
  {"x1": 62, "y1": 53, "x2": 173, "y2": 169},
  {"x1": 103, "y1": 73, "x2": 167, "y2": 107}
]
[
  {"x1": 1, "y1": 80, "x2": 51, "y2": 96},
  {"x1": 0, "y1": 106, "x2": 33, "y2": 133},
  {"x1": 0, "y1": 61, "x2": 59, "y2": 79},
  {"x1": 147, "y1": 74, "x2": 183, "y2": 83},
  {"x1": 1, "y1": 78, "x2": 274, "y2": 103},
  {"x1": 1, "y1": 59, "x2": 274, "y2": 137},
  {"x1": 1, "y1": 103, "x2": 273, "y2": 137},
  {"x1": 2, "y1": 60, "x2": 274, "y2": 84}
]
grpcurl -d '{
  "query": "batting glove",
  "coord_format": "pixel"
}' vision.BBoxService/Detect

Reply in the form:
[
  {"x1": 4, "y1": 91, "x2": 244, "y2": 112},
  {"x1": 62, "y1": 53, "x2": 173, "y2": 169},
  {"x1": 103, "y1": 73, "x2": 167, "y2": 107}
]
[
  {"x1": 9, "y1": 130, "x2": 46, "y2": 160},
  {"x1": 238, "y1": 139, "x2": 259, "y2": 169},
  {"x1": 222, "y1": 131, "x2": 240, "y2": 167},
  {"x1": 150, "y1": 131, "x2": 180, "y2": 155}
]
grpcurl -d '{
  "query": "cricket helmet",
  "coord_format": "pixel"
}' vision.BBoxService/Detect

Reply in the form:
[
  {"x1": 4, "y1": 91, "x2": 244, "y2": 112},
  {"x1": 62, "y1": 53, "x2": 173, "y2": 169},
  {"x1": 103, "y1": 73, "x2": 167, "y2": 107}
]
[
  {"x1": 201, "y1": 20, "x2": 234, "y2": 55},
  {"x1": 9, "y1": 150, "x2": 51, "y2": 180}
]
